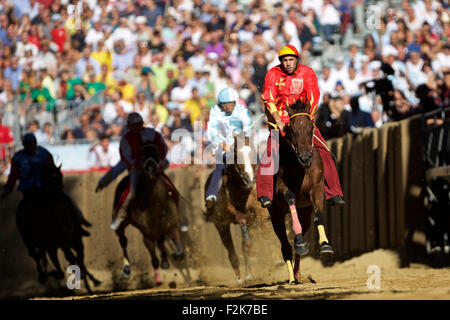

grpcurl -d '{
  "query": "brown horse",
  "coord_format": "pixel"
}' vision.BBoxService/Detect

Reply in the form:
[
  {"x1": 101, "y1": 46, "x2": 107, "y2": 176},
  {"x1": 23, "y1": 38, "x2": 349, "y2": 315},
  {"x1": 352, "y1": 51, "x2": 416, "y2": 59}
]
[
  {"x1": 113, "y1": 142, "x2": 185, "y2": 285},
  {"x1": 204, "y1": 134, "x2": 258, "y2": 284},
  {"x1": 267, "y1": 99, "x2": 334, "y2": 284},
  {"x1": 16, "y1": 163, "x2": 100, "y2": 291}
]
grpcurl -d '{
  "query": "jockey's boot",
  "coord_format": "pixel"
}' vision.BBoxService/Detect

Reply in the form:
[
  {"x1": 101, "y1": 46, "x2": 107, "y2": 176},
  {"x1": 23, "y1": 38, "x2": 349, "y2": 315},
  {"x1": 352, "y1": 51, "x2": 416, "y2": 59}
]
[
  {"x1": 258, "y1": 196, "x2": 272, "y2": 208},
  {"x1": 328, "y1": 195, "x2": 345, "y2": 207},
  {"x1": 205, "y1": 195, "x2": 217, "y2": 209}
]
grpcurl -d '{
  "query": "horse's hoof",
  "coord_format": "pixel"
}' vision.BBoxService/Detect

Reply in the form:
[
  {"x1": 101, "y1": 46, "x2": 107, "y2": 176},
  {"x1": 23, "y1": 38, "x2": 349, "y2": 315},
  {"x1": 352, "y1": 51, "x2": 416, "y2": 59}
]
[
  {"x1": 93, "y1": 279, "x2": 102, "y2": 287},
  {"x1": 161, "y1": 259, "x2": 170, "y2": 270},
  {"x1": 172, "y1": 252, "x2": 185, "y2": 261},
  {"x1": 320, "y1": 245, "x2": 335, "y2": 267},
  {"x1": 121, "y1": 265, "x2": 131, "y2": 280},
  {"x1": 245, "y1": 274, "x2": 253, "y2": 281},
  {"x1": 236, "y1": 277, "x2": 244, "y2": 285},
  {"x1": 295, "y1": 242, "x2": 309, "y2": 256},
  {"x1": 320, "y1": 243, "x2": 334, "y2": 255}
]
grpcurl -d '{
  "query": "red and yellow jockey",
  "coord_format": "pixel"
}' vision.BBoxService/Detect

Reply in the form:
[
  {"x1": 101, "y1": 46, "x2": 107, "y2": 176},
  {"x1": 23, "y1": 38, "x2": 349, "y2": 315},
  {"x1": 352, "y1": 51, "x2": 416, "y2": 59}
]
[{"x1": 257, "y1": 44, "x2": 345, "y2": 208}]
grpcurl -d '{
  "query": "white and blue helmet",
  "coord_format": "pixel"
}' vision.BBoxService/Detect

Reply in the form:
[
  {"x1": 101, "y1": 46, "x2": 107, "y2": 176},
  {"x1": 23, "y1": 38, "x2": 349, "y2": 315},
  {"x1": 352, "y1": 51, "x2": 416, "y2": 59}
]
[{"x1": 217, "y1": 88, "x2": 239, "y2": 104}]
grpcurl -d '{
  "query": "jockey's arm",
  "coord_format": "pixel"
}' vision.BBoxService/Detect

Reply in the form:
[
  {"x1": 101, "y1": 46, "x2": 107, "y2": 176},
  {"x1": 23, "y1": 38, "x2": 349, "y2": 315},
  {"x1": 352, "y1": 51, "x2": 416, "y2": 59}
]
[
  {"x1": 153, "y1": 130, "x2": 168, "y2": 168},
  {"x1": 260, "y1": 70, "x2": 285, "y2": 131},
  {"x1": 305, "y1": 68, "x2": 321, "y2": 121},
  {"x1": 119, "y1": 137, "x2": 136, "y2": 169}
]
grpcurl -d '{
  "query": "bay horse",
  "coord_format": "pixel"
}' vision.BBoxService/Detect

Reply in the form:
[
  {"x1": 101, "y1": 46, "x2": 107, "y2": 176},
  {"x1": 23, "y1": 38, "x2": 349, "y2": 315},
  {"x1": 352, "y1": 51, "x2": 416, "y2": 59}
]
[
  {"x1": 113, "y1": 142, "x2": 185, "y2": 285},
  {"x1": 16, "y1": 163, "x2": 100, "y2": 291},
  {"x1": 267, "y1": 99, "x2": 334, "y2": 284},
  {"x1": 204, "y1": 133, "x2": 258, "y2": 284}
]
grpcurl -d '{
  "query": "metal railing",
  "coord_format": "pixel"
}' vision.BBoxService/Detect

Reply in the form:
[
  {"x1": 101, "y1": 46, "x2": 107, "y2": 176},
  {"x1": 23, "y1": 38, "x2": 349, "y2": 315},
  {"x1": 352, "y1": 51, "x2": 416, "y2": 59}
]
[{"x1": 1, "y1": 90, "x2": 107, "y2": 147}]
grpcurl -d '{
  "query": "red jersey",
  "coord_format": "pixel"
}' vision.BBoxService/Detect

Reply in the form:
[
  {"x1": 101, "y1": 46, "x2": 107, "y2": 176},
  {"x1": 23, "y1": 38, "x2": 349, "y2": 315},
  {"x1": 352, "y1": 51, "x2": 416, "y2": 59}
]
[
  {"x1": 261, "y1": 64, "x2": 320, "y2": 123},
  {"x1": 0, "y1": 125, "x2": 14, "y2": 161},
  {"x1": 51, "y1": 27, "x2": 67, "y2": 52},
  {"x1": 120, "y1": 127, "x2": 168, "y2": 169}
]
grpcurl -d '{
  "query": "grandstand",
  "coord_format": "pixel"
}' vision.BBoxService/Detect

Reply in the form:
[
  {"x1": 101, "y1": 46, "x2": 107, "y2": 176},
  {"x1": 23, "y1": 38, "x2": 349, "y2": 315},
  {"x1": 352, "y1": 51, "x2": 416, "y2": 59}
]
[{"x1": 0, "y1": 0, "x2": 448, "y2": 171}]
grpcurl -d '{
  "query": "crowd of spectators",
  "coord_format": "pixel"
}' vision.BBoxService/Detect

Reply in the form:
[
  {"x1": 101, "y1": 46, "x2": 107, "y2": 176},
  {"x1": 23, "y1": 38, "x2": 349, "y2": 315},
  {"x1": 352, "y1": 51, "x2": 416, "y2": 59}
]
[{"x1": 0, "y1": 0, "x2": 449, "y2": 174}]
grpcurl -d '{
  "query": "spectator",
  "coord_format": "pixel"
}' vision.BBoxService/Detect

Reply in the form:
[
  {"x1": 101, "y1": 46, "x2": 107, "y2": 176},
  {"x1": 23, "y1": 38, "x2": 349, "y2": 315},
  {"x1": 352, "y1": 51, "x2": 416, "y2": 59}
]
[
  {"x1": 50, "y1": 13, "x2": 67, "y2": 53},
  {"x1": 85, "y1": 17, "x2": 105, "y2": 51},
  {"x1": 27, "y1": 120, "x2": 48, "y2": 145},
  {"x1": 89, "y1": 134, "x2": 119, "y2": 169},
  {"x1": 34, "y1": 39, "x2": 57, "y2": 76},
  {"x1": 320, "y1": 0, "x2": 341, "y2": 44},
  {"x1": 317, "y1": 95, "x2": 351, "y2": 140},
  {"x1": 30, "y1": 76, "x2": 56, "y2": 112},
  {"x1": 170, "y1": 75, "x2": 192, "y2": 109},
  {"x1": 0, "y1": 112, "x2": 14, "y2": 162},
  {"x1": 134, "y1": 90, "x2": 152, "y2": 126},
  {"x1": 73, "y1": 112, "x2": 91, "y2": 140},
  {"x1": 111, "y1": 39, "x2": 136, "y2": 72},
  {"x1": 4, "y1": 57, "x2": 23, "y2": 92},
  {"x1": 75, "y1": 46, "x2": 101, "y2": 79},
  {"x1": 184, "y1": 87, "x2": 207, "y2": 126},
  {"x1": 103, "y1": 90, "x2": 133, "y2": 124}
]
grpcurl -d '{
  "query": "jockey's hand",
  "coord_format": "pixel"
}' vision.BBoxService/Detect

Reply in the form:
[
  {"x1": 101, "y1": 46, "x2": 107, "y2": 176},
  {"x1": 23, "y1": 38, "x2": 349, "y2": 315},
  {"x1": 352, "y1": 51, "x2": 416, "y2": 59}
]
[
  {"x1": 276, "y1": 119, "x2": 286, "y2": 133},
  {"x1": 95, "y1": 183, "x2": 103, "y2": 193},
  {"x1": 271, "y1": 111, "x2": 286, "y2": 133}
]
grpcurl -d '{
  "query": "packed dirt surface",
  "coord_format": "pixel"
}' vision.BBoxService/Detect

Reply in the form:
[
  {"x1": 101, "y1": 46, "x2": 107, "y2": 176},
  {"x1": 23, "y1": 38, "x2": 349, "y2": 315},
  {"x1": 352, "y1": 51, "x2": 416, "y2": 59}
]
[{"x1": 31, "y1": 249, "x2": 450, "y2": 300}]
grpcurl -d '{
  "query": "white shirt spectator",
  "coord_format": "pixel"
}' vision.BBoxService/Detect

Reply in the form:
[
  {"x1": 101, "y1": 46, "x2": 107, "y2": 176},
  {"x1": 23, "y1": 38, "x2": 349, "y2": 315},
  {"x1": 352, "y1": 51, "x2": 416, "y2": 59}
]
[
  {"x1": 85, "y1": 28, "x2": 104, "y2": 50},
  {"x1": 302, "y1": 0, "x2": 323, "y2": 17},
  {"x1": 343, "y1": 75, "x2": 362, "y2": 96},
  {"x1": 90, "y1": 144, "x2": 120, "y2": 168},
  {"x1": 320, "y1": 3, "x2": 341, "y2": 26},
  {"x1": 432, "y1": 52, "x2": 450, "y2": 73},
  {"x1": 281, "y1": 20, "x2": 301, "y2": 52},
  {"x1": 170, "y1": 84, "x2": 193, "y2": 108},
  {"x1": 103, "y1": 100, "x2": 133, "y2": 124},
  {"x1": 188, "y1": 54, "x2": 206, "y2": 71},
  {"x1": 319, "y1": 75, "x2": 337, "y2": 95}
]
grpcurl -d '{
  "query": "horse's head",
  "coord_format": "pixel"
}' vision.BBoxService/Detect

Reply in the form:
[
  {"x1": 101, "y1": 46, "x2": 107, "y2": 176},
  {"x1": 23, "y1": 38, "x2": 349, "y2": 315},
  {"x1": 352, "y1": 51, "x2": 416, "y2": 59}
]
[
  {"x1": 141, "y1": 142, "x2": 161, "y2": 179},
  {"x1": 230, "y1": 133, "x2": 257, "y2": 189},
  {"x1": 44, "y1": 163, "x2": 64, "y2": 192},
  {"x1": 284, "y1": 100, "x2": 314, "y2": 168}
]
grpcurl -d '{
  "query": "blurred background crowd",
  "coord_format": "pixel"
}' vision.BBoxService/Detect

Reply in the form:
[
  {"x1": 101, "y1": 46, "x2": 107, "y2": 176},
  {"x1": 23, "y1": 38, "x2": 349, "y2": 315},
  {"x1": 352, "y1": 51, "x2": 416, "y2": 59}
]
[{"x1": 0, "y1": 0, "x2": 449, "y2": 174}]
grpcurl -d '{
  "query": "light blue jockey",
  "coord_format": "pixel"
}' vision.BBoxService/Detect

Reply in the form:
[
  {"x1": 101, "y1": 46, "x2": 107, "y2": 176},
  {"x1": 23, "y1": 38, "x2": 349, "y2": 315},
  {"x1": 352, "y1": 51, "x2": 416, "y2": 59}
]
[{"x1": 205, "y1": 87, "x2": 253, "y2": 207}]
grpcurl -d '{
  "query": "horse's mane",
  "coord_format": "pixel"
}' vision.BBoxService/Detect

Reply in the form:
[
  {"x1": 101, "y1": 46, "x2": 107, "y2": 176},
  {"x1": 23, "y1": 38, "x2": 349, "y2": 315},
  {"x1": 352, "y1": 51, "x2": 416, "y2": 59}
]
[{"x1": 290, "y1": 99, "x2": 311, "y2": 114}]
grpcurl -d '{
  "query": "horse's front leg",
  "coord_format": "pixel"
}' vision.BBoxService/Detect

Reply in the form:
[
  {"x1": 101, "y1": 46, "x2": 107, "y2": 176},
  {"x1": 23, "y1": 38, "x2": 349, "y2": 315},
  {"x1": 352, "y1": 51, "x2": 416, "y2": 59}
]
[
  {"x1": 310, "y1": 176, "x2": 334, "y2": 259},
  {"x1": 225, "y1": 199, "x2": 252, "y2": 247},
  {"x1": 115, "y1": 223, "x2": 131, "y2": 279},
  {"x1": 282, "y1": 188, "x2": 308, "y2": 256}
]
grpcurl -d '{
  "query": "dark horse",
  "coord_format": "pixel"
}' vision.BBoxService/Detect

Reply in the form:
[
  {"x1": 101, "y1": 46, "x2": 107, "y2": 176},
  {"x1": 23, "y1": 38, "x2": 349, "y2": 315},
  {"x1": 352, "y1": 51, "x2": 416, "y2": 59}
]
[
  {"x1": 204, "y1": 133, "x2": 258, "y2": 284},
  {"x1": 16, "y1": 163, "x2": 100, "y2": 291},
  {"x1": 113, "y1": 142, "x2": 185, "y2": 285},
  {"x1": 267, "y1": 99, "x2": 334, "y2": 284}
]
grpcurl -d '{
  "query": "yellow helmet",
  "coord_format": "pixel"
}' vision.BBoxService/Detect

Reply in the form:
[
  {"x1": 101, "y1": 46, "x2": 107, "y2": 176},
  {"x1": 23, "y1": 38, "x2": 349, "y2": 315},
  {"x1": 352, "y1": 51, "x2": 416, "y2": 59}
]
[{"x1": 278, "y1": 44, "x2": 300, "y2": 60}]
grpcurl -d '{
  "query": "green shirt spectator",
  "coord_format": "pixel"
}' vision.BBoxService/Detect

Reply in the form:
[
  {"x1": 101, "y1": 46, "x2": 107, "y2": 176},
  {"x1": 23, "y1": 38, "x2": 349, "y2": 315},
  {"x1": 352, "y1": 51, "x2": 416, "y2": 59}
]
[
  {"x1": 31, "y1": 86, "x2": 56, "y2": 111},
  {"x1": 150, "y1": 49, "x2": 176, "y2": 93},
  {"x1": 66, "y1": 77, "x2": 84, "y2": 100}
]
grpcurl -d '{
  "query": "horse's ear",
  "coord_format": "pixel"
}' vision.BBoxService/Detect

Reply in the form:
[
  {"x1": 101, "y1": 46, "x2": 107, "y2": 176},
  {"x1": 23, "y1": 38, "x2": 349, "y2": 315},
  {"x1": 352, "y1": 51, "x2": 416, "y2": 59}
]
[{"x1": 58, "y1": 164, "x2": 62, "y2": 170}]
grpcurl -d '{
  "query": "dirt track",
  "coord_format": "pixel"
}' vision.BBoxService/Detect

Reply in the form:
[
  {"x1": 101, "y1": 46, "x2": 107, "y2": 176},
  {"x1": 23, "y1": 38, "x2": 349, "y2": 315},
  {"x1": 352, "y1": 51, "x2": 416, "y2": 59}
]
[{"x1": 31, "y1": 249, "x2": 450, "y2": 300}]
